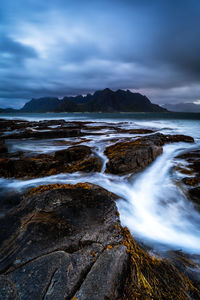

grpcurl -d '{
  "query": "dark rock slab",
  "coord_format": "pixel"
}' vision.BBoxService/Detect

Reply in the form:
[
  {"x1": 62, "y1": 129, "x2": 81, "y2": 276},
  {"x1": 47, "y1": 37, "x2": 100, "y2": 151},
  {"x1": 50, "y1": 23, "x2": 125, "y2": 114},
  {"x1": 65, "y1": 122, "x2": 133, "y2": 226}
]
[
  {"x1": 0, "y1": 183, "x2": 124, "y2": 300},
  {"x1": 75, "y1": 245, "x2": 128, "y2": 300},
  {"x1": 3, "y1": 247, "x2": 103, "y2": 300},
  {"x1": 0, "y1": 277, "x2": 20, "y2": 300}
]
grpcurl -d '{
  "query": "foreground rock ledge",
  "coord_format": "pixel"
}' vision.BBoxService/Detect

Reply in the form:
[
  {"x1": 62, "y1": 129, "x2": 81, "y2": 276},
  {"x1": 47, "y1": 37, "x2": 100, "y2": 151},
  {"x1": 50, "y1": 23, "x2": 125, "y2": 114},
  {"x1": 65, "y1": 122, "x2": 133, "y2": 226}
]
[{"x1": 0, "y1": 183, "x2": 199, "y2": 300}]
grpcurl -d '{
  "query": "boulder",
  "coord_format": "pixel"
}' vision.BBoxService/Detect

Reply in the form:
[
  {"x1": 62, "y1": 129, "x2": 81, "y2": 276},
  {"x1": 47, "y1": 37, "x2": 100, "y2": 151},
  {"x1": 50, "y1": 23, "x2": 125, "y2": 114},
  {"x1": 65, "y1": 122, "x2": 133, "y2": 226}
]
[
  {"x1": 105, "y1": 133, "x2": 194, "y2": 175},
  {"x1": 104, "y1": 137, "x2": 162, "y2": 175}
]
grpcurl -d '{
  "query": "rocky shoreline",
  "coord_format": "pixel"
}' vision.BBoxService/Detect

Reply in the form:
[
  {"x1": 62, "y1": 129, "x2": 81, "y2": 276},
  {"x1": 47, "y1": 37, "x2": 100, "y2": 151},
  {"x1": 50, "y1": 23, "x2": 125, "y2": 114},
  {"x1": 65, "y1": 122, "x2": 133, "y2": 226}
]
[
  {"x1": 0, "y1": 118, "x2": 194, "y2": 179},
  {"x1": 0, "y1": 118, "x2": 200, "y2": 299}
]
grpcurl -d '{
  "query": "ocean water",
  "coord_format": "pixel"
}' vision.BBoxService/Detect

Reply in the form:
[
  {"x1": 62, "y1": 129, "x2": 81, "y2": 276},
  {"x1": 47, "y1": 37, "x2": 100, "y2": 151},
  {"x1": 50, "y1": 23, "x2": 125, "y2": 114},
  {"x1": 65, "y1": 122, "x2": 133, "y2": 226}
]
[{"x1": 1, "y1": 112, "x2": 200, "y2": 254}]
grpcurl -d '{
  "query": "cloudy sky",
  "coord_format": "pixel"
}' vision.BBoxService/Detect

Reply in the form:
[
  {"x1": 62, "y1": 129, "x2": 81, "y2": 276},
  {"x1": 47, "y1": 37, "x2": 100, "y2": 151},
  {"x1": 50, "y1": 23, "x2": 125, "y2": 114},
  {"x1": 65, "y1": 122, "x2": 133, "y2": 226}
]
[{"x1": 0, "y1": 0, "x2": 200, "y2": 108}]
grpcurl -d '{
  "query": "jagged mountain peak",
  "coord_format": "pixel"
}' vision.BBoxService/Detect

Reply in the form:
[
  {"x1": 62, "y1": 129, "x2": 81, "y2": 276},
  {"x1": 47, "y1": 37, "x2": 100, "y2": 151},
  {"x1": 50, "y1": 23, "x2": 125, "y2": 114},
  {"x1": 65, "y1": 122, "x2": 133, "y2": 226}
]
[{"x1": 18, "y1": 88, "x2": 167, "y2": 113}]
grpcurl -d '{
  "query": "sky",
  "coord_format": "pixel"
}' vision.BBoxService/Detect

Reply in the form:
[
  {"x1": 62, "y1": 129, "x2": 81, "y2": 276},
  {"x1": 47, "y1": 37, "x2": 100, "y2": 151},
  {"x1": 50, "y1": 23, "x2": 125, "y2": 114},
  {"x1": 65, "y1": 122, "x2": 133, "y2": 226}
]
[{"x1": 0, "y1": 0, "x2": 200, "y2": 108}]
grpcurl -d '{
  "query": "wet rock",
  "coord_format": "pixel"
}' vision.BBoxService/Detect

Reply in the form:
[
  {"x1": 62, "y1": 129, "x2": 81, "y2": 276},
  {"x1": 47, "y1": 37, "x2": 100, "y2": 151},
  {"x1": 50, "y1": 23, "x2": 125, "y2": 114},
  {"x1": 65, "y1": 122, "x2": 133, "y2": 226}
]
[
  {"x1": 166, "y1": 250, "x2": 200, "y2": 289},
  {"x1": 0, "y1": 119, "x2": 78, "y2": 133},
  {"x1": 74, "y1": 245, "x2": 128, "y2": 300},
  {"x1": 0, "y1": 145, "x2": 102, "y2": 178},
  {"x1": 143, "y1": 132, "x2": 194, "y2": 146},
  {"x1": 0, "y1": 183, "x2": 124, "y2": 299},
  {"x1": 174, "y1": 149, "x2": 200, "y2": 210},
  {"x1": 54, "y1": 145, "x2": 91, "y2": 162},
  {"x1": 162, "y1": 134, "x2": 194, "y2": 144},
  {"x1": 0, "y1": 189, "x2": 22, "y2": 210},
  {"x1": 0, "y1": 277, "x2": 20, "y2": 300},
  {"x1": 188, "y1": 187, "x2": 200, "y2": 205},
  {"x1": 117, "y1": 128, "x2": 155, "y2": 134},
  {"x1": 0, "y1": 119, "x2": 29, "y2": 132},
  {"x1": 0, "y1": 139, "x2": 8, "y2": 154},
  {"x1": 182, "y1": 177, "x2": 200, "y2": 186},
  {"x1": 4, "y1": 128, "x2": 82, "y2": 139},
  {"x1": 176, "y1": 149, "x2": 200, "y2": 176},
  {"x1": 105, "y1": 133, "x2": 194, "y2": 175},
  {"x1": 0, "y1": 119, "x2": 86, "y2": 140},
  {"x1": 0, "y1": 184, "x2": 199, "y2": 299},
  {"x1": 104, "y1": 137, "x2": 162, "y2": 175}
]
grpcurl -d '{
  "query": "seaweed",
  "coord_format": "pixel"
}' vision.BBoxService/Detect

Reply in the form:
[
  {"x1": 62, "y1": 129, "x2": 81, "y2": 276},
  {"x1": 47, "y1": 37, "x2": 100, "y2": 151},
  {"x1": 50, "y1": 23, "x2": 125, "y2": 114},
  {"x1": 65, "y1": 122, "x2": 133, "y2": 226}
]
[{"x1": 121, "y1": 227, "x2": 200, "y2": 300}]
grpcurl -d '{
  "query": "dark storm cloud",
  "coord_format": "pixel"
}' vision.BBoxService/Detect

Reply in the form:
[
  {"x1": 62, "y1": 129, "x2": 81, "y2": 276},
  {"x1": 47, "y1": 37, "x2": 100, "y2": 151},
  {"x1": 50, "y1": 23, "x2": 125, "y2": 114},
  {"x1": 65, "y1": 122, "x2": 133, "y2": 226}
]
[
  {"x1": 0, "y1": 33, "x2": 38, "y2": 70},
  {"x1": 0, "y1": 0, "x2": 200, "y2": 107},
  {"x1": 0, "y1": 35, "x2": 36, "y2": 59}
]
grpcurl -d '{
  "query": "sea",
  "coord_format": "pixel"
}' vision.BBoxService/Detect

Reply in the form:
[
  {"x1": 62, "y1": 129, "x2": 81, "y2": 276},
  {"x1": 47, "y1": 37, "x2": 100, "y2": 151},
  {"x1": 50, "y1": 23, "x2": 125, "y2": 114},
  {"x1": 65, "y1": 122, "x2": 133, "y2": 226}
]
[{"x1": 0, "y1": 112, "x2": 200, "y2": 255}]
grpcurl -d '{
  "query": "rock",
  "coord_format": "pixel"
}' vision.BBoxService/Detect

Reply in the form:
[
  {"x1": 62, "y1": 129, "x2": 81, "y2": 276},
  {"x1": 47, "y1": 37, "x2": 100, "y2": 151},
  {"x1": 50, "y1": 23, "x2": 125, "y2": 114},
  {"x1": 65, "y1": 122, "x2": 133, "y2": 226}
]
[
  {"x1": 143, "y1": 132, "x2": 194, "y2": 146},
  {"x1": 0, "y1": 183, "x2": 124, "y2": 299},
  {"x1": 104, "y1": 137, "x2": 162, "y2": 175},
  {"x1": 0, "y1": 119, "x2": 77, "y2": 132},
  {"x1": 74, "y1": 245, "x2": 128, "y2": 300},
  {"x1": 0, "y1": 184, "x2": 199, "y2": 299},
  {"x1": 164, "y1": 134, "x2": 194, "y2": 144},
  {"x1": 54, "y1": 145, "x2": 91, "y2": 162},
  {"x1": 182, "y1": 177, "x2": 200, "y2": 186},
  {"x1": 0, "y1": 189, "x2": 22, "y2": 210},
  {"x1": 4, "y1": 128, "x2": 82, "y2": 139},
  {"x1": 0, "y1": 119, "x2": 29, "y2": 132},
  {"x1": 0, "y1": 145, "x2": 102, "y2": 178},
  {"x1": 0, "y1": 139, "x2": 8, "y2": 154},
  {"x1": 105, "y1": 133, "x2": 194, "y2": 175},
  {"x1": 188, "y1": 187, "x2": 200, "y2": 206},
  {"x1": 117, "y1": 128, "x2": 155, "y2": 134},
  {"x1": 0, "y1": 119, "x2": 85, "y2": 140},
  {"x1": 0, "y1": 277, "x2": 20, "y2": 300},
  {"x1": 177, "y1": 149, "x2": 200, "y2": 176},
  {"x1": 174, "y1": 149, "x2": 200, "y2": 210},
  {"x1": 166, "y1": 250, "x2": 200, "y2": 289}
]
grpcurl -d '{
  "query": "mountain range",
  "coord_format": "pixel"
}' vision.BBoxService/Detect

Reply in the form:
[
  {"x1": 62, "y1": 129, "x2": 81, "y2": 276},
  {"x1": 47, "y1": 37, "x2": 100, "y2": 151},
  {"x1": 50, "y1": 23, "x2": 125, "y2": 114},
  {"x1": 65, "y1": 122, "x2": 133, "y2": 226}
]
[
  {"x1": 0, "y1": 88, "x2": 167, "y2": 113},
  {"x1": 163, "y1": 102, "x2": 200, "y2": 113}
]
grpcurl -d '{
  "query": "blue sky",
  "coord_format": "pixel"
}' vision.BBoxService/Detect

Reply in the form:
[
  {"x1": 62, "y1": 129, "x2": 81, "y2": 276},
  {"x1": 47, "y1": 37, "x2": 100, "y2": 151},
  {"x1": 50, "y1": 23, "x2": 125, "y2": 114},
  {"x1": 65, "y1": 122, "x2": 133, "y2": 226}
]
[{"x1": 0, "y1": 0, "x2": 200, "y2": 108}]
